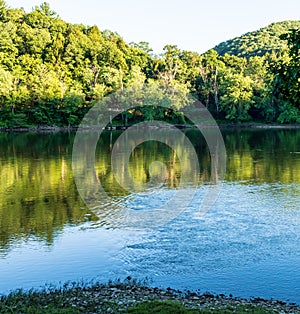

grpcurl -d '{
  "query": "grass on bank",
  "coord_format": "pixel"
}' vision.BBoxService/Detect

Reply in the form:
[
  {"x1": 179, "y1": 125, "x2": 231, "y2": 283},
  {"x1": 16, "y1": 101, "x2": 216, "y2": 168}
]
[
  {"x1": 127, "y1": 300, "x2": 272, "y2": 313},
  {"x1": 0, "y1": 296, "x2": 273, "y2": 314},
  {"x1": 0, "y1": 282, "x2": 275, "y2": 314}
]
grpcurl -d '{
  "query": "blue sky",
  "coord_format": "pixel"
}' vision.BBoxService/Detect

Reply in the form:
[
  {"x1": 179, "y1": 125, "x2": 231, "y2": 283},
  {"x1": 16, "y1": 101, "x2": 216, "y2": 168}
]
[{"x1": 5, "y1": 0, "x2": 300, "y2": 54}]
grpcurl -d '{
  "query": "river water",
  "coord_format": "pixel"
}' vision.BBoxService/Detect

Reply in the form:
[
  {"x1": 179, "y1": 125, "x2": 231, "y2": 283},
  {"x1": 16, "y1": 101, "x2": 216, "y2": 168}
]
[{"x1": 0, "y1": 128, "x2": 299, "y2": 302}]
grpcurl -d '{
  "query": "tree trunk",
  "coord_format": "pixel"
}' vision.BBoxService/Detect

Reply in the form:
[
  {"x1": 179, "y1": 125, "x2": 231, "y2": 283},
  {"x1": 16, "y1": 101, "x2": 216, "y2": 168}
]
[{"x1": 213, "y1": 67, "x2": 219, "y2": 115}]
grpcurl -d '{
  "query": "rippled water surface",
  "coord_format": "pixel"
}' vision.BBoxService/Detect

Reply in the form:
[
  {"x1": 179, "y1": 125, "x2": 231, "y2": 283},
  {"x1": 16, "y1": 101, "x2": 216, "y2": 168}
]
[{"x1": 0, "y1": 129, "x2": 299, "y2": 302}]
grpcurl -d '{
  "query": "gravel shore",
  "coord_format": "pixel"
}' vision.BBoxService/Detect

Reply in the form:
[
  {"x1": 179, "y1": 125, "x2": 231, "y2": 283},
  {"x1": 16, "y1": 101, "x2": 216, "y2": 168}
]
[
  {"x1": 1, "y1": 280, "x2": 300, "y2": 313},
  {"x1": 34, "y1": 280, "x2": 300, "y2": 313},
  {"x1": 78, "y1": 283, "x2": 300, "y2": 313}
]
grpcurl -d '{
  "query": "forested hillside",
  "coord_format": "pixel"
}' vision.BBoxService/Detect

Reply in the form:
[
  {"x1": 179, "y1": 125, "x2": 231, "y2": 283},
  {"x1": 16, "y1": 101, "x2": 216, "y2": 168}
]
[
  {"x1": 0, "y1": 1, "x2": 299, "y2": 128},
  {"x1": 214, "y1": 21, "x2": 300, "y2": 58}
]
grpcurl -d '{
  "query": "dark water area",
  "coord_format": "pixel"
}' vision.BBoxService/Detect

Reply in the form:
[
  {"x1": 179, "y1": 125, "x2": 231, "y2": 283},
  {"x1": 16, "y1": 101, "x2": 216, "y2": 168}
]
[{"x1": 0, "y1": 129, "x2": 299, "y2": 302}]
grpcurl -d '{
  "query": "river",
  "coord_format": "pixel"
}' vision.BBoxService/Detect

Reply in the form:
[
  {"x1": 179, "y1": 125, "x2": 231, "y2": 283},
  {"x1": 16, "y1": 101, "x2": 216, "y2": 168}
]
[{"x1": 0, "y1": 128, "x2": 299, "y2": 302}]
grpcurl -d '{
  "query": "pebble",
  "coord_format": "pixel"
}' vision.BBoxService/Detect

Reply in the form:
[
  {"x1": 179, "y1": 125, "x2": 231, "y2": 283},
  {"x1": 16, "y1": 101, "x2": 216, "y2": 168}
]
[{"x1": 63, "y1": 282, "x2": 300, "y2": 313}]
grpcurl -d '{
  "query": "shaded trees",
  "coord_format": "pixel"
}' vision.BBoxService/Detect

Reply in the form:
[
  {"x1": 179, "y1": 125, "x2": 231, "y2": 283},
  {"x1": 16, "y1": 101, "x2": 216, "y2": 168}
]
[
  {"x1": 272, "y1": 29, "x2": 300, "y2": 108},
  {"x1": 269, "y1": 28, "x2": 300, "y2": 123}
]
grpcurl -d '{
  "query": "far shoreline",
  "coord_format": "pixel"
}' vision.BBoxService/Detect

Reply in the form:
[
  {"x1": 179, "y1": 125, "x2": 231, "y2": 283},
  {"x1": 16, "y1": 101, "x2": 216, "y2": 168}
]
[{"x1": 1, "y1": 122, "x2": 300, "y2": 133}]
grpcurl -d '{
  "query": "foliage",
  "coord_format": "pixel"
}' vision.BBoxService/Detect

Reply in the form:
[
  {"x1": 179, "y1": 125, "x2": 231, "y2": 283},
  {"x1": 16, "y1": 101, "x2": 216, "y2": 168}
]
[
  {"x1": 277, "y1": 102, "x2": 300, "y2": 123},
  {"x1": 219, "y1": 72, "x2": 254, "y2": 121},
  {"x1": 0, "y1": 1, "x2": 298, "y2": 127},
  {"x1": 214, "y1": 21, "x2": 300, "y2": 58},
  {"x1": 271, "y1": 29, "x2": 300, "y2": 110}
]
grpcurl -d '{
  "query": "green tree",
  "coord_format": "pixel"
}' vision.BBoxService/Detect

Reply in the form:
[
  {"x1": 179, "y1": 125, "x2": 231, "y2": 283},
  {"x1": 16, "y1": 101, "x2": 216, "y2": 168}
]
[
  {"x1": 0, "y1": 0, "x2": 8, "y2": 21},
  {"x1": 272, "y1": 29, "x2": 300, "y2": 109},
  {"x1": 0, "y1": 0, "x2": 297, "y2": 127},
  {"x1": 195, "y1": 50, "x2": 224, "y2": 114},
  {"x1": 219, "y1": 72, "x2": 254, "y2": 121},
  {"x1": 0, "y1": 21, "x2": 19, "y2": 69}
]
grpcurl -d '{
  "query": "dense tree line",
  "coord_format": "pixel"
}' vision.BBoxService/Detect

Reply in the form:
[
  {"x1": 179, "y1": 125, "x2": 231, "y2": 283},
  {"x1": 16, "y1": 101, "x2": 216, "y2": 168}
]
[{"x1": 0, "y1": 1, "x2": 299, "y2": 128}]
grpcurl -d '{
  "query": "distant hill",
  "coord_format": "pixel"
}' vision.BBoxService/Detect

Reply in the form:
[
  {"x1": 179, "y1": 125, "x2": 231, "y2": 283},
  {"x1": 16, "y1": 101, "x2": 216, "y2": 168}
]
[{"x1": 213, "y1": 20, "x2": 300, "y2": 58}]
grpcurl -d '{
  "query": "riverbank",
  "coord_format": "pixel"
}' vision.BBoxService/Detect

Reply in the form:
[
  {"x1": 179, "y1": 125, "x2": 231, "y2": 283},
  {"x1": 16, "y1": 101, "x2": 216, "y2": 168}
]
[
  {"x1": 1, "y1": 280, "x2": 299, "y2": 313},
  {"x1": 1, "y1": 122, "x2": 300, "y2": 133}
]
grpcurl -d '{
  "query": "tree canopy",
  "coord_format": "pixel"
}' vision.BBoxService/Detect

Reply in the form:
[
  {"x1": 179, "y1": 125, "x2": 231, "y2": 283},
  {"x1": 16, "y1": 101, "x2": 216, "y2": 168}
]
[
  {"x1": 0, "y1": 2, "x2": 299, "y2": 128},
  {"x1": 214, "y1": 21, "x2": 300, "y2": 58}
]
